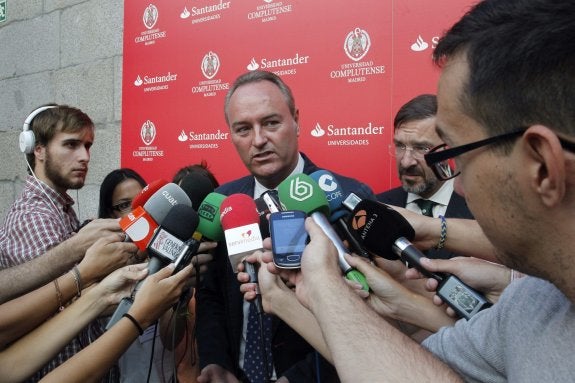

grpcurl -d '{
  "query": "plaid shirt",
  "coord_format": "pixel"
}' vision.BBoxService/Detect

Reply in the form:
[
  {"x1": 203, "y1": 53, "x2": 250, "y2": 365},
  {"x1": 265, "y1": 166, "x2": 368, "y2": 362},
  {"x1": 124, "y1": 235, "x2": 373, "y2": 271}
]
[
  {"x1": 0, "y1": 176, "x2": 85, "y2": 382},
  {"x1": 0, "y1": 176, "x2": 79, "y2": 267}
]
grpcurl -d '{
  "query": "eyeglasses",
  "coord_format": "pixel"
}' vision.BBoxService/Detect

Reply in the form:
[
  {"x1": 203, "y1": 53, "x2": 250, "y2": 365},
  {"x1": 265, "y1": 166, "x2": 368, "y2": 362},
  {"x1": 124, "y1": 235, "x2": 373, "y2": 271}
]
[
  {"x1": 111, "y1": 200, "x2": 132, "y2": 213},
  {"x1": 389, "y1": 143, "x2": 432, "y2": 159},
  {"x1": 425, "y1": 128, "x2": 575, "y2": 181}
]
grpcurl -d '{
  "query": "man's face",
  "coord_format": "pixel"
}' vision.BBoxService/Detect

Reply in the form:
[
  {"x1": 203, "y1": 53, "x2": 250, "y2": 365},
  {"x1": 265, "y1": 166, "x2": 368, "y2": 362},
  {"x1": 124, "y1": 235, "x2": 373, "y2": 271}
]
[
  {"x1": 40, "y1": 127, "x2": 94, "y2": 194},
  {"x1": 226, "y1": 80, "x2": 300, "y2": 189},
  {"x1": 394, "y1": 117, "x2": 443, "y2": 198},
  {"x1": 436, "y1": 55, "x2": 527, "y2": 270}
]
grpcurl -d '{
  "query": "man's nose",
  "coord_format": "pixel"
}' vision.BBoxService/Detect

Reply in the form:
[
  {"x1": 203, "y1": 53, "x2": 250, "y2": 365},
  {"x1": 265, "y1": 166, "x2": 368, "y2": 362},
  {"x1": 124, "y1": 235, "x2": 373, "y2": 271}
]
[
  {"x1": 399, "y1": 148, "x2": 418, "y2": 167},
  {"x1": 253, "y1": 126, "x2": 268, "y2": 147}
]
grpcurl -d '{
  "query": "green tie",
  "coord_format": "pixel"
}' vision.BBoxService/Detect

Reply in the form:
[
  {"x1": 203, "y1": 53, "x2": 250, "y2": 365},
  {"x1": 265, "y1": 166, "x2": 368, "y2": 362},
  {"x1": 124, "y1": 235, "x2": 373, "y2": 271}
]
[{"x1": 415, "y1": 199, "x2": 436, "y2": 217}]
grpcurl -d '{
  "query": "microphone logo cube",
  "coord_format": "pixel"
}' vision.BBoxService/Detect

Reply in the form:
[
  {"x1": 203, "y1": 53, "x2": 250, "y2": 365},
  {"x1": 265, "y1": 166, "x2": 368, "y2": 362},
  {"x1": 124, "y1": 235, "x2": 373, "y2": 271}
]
[{"x1": 316, "y1": 174, "x2": 338, "y2": 192}]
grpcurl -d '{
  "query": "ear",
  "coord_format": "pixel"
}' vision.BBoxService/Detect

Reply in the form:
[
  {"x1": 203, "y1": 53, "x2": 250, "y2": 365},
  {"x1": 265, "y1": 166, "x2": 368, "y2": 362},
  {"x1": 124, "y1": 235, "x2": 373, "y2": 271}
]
[
  {"x1": 521, "y1": 125, "x2": 566, "y2": 207},
  {"x1": 294, "y1": 109, "x2": 300, "y2": 136},
  {"x1": 34, "y1": 144, "x2": 46, "y2": 162}
]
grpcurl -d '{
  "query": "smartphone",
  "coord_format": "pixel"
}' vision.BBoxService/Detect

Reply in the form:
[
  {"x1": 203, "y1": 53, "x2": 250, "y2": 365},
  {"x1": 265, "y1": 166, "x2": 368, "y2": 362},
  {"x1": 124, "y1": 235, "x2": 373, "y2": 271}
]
[{"x1": 269, "y1": 210, "x2": 308, "y2": 269}]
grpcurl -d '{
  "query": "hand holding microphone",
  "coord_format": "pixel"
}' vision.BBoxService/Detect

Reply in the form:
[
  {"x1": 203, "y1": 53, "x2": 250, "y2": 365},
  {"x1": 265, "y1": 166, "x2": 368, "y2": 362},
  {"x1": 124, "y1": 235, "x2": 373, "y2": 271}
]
[
  {"x1": 346, "y1": 198, "x2": 492, "y2": 319},
  {"x1": 277, "y1": 173, "x2": 369, "y2": 291},
  {"x1": 107, "y1": 203, "x2": 199, "y2": 330}
]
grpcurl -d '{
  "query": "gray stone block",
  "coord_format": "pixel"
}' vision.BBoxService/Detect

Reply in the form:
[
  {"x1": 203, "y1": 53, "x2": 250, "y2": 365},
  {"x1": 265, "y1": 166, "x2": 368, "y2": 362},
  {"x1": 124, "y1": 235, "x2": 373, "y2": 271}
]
[{"x1": 0, "y1": 12, "x2": 60, "y2": 79}]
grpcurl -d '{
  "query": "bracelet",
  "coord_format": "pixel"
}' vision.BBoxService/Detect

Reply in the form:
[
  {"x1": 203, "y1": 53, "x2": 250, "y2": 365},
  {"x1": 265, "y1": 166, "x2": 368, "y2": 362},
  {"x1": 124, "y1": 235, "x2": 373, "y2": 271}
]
[
  {"x1": 436, "y1": 215, "x2": 447, "y2": 250},
  {"x1": 70, "y1": 265, "x2": 83, "y2": 297},
  {"x1": 53, "y1": 279, "x2": 65, "y2": 312},
  {"x1": 123, "y1": 313, "x2": 144, "y2": 335}
]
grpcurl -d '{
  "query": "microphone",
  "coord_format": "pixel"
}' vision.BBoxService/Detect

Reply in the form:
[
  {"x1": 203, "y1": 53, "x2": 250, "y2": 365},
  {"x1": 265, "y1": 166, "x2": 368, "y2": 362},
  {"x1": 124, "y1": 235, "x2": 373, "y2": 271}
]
[
  {"x1": 107, "y1": 204, "x2": 200, "y2": 330},
  {"x1": 277, "y1": 174, "x2": 369, "y2": 291},
  {"x1": 147, "y1": 204, "x2": 199, "y2": 266},
  {"x1": 179, "y1": 172, "x2": 216, "y2": 210},
  {"x1": 143, "y1": 182, "x2": 192, "y2": 224},
  {"x1": 119, "y1": 183, "x2": 192, "y2": 251},
  {"x1": 309, "y1": 170, "x2": 371, "y2": 259},
  {"x1": 131, "y1": 179, "x2": 169, "y2": 209},
  {"x1": 346, "y1": 198, "x2": 491, "y2": 319},
  {"x1": 119, "y1": 206, "x2": 160, "y2": 252},
  {"x1": 220, "y1": 194, "x2": 264, "y2": 273},
  {"x1": 254, "y1": 190, "x2": 282, "y2": 238},
  {"x1": 345, "y1": 197, "x2": 415, "y2": 260},
  {"x1": 196, "y1": 192, "x2": 226, "y2": 242}
]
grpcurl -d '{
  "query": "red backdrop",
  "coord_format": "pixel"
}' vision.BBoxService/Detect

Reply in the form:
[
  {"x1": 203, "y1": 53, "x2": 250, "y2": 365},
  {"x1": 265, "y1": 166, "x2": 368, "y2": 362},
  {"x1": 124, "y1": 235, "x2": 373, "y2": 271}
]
[{"x1": 121, "y1": 0, "x2": 472, "y2": 193}]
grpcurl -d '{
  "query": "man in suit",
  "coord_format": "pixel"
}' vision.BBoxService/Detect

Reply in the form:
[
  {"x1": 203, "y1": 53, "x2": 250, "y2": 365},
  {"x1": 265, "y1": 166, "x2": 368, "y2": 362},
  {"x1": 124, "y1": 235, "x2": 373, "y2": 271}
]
[
  {"x1": 196, "y1": 70, "x2": 375, "y2": 383},
  {"x1": 377, "y1": 94, "x2": 472, "y2": 259}
]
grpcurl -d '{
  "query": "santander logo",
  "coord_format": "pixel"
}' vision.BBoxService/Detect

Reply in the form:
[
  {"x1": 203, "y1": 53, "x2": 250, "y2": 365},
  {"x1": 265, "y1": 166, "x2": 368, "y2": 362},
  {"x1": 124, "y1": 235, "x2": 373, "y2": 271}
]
[
  {"x1": 410, "y1": 35, "x2": 429, "y2": 52},
  {"x1": 311, "y1": 123, "x2": 326, "y2": 137}
]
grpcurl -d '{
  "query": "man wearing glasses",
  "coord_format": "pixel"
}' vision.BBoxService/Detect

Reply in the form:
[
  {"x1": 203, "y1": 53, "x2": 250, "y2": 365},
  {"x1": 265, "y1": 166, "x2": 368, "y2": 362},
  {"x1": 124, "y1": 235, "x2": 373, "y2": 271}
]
[
  {"x1": 378, "y1": 94, "x2": 473, "y2": 259},
  {"x1": 282, "y1": 0, "x2": 575, "y2": 381}
]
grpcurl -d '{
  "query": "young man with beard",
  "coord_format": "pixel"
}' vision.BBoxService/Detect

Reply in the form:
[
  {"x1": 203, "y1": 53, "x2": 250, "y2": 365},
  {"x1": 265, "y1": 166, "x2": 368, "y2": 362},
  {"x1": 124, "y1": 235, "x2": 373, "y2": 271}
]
[
  {"x1": 377, "y1": 94, "x2": 472, "y2": 259},
  {"x1": 0, "y1": 104, "x2": 127, "y2": 381}
]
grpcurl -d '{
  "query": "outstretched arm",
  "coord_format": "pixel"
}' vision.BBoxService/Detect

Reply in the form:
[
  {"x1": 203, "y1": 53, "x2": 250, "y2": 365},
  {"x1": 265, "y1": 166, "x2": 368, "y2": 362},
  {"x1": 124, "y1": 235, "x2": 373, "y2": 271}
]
[{"x1": 40, "y1": 262, "x2": 194, "y2": 383}]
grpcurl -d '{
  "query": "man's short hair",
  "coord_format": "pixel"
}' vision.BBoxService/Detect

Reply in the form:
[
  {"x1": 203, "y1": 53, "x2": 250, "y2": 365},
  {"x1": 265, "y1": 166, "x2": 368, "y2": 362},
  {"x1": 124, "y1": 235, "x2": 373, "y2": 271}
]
[
  {"x1": 393, "y1": 94, "x2": 437, "y2": 132},
  {"x1": 433, "y1": 0, "x2": 575, "y2": 144},
  {"x1": 224, "y1": 70, "x2": 296, "y2": 125},
  {"x1": 26, "y1": 104, "x2": 94, "y2": 169}
]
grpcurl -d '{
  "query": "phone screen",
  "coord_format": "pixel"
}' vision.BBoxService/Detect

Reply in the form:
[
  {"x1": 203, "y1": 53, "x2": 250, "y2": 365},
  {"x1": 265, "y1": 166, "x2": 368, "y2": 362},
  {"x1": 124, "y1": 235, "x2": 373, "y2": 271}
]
[{"x1": 270, "y1": 211, "x2": 308, "y2": 268}]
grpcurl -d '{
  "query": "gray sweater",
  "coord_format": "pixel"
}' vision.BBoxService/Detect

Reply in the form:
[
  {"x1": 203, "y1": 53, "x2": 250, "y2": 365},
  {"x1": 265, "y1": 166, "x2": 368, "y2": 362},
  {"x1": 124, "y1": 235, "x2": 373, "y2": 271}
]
[{"x1": 423, "y1": 276, "x2": 575, "y2": 382}]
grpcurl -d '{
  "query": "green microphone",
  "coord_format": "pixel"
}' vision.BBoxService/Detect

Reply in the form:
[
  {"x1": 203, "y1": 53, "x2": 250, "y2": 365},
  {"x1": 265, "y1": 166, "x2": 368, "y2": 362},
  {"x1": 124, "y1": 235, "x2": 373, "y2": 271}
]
[
  {"x1": 277, "y1": 173, "x2": 369, "y2": 291},
  {"x1": 196, "y1": 192, "x2": 226, "y2": 242}
]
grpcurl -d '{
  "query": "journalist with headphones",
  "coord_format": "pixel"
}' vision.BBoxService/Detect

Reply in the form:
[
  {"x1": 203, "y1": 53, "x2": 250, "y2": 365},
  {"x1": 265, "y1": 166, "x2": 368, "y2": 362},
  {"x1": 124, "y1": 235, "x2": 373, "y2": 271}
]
[{"x1": 0, "y1": 104, "x2": 129, "y2": 381}]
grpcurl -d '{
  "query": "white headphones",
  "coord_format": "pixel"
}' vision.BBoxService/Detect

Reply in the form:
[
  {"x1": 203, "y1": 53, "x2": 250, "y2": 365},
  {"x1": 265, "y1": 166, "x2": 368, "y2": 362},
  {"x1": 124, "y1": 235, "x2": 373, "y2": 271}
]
[{"x1": 19, "y1": 105, "x2": 57, "y2": 154}]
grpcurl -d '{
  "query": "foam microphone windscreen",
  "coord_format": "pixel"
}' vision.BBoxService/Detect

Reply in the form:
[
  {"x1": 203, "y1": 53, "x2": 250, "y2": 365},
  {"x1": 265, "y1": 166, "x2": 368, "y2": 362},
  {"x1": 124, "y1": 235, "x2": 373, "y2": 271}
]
[
  {"x1": 179, "y1": 172, "x2": 216, "y2": 211},
  {"x1": 220, "y1": 193, "x2": 260, "y2": 229},
  {"x1": 132, "y1": 179, "x2": 169, "y2": 209},
  {"x1": 160, "y1": 204, "x2": 200, "y2": 240},
  {"x1": 309, "y1": 170, "x2": 347, "y2": 222},
  {"x1": 196, "y1": 192, "x2": 226, "y2": 241},
  {"x1": 277, "y1": 173, "x2": 330, "y2": 216},
  {"x1": 347, "y1": 199, "x2": 415, "y2": 260},
  {"x1": 143, "y1": 183, "x2": 192, "y2": 224}
]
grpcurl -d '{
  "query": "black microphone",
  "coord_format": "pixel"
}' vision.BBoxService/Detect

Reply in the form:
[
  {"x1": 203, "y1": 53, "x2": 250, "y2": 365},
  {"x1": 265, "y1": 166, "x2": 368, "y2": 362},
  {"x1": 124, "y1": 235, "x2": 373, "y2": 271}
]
[
  {"x1": 179, "y1": 172, "x2": 216, "y2": 211},
  {"x1": 346, "y1": 197, "x2": 491, "y2": 319},
  {"x1": 106, "y1": 204, "x2": 199, "y2": 330}
]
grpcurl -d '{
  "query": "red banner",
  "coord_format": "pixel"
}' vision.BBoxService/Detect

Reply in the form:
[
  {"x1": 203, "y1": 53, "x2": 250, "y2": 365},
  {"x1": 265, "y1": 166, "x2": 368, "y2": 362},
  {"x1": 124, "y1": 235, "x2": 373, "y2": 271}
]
[{"x1": 121, "y1": 0, "x2": 471, "y2": 193}]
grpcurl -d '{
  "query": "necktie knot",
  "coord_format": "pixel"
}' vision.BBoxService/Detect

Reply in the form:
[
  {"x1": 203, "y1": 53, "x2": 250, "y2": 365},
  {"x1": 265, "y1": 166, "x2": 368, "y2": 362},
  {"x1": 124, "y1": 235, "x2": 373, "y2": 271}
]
[{"x1": 415, "y1": 199, "x2": 437, "y2": 217}]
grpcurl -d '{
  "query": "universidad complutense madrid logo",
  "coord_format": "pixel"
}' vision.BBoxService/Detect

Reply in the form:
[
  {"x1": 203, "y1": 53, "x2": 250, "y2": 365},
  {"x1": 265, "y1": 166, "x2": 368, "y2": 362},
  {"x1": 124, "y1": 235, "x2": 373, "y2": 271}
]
[
  {"x1": 141, "y1": 120, "x2": 156, "y2": 146},
  {"x1": 143, "y1": 4, "x2": 159, "y2": 29},
  {"x1": 344, "y1": 27, "x2": 371, "y2": 61},
  {"x1": 201, "y1": 51, "x2": 220, "y2": 79}
]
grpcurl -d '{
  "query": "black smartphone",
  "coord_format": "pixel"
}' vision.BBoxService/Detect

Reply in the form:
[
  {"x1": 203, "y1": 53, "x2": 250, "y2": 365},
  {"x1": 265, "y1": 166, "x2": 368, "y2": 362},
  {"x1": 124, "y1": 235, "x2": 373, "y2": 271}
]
[{"x1": 269, "y1": 210, "x2": 308, "y2": 269}]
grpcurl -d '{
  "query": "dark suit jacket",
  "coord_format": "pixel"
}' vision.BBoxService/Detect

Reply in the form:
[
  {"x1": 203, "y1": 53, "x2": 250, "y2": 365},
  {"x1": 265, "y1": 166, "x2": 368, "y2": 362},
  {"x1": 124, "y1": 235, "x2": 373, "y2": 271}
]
[
  {"x1": 196, "y1": 153, "x2": 375, "y2": 382},
  {"x1": 376, "y1": 186, "x2": 473, "y2": 259}
]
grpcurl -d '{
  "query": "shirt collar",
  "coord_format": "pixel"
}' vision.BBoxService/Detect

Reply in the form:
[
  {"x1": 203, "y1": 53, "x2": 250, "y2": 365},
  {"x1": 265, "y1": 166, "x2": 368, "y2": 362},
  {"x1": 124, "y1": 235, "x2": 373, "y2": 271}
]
[
  {"x1": 25, "y1": 175, "x2": 76, "y2": 209},
  {"x1": 253, "y1": 153, "x2": 305, "y2": 199},
  {"x1": 406, "y1": 178, "x2": 454, "y2": 207}
]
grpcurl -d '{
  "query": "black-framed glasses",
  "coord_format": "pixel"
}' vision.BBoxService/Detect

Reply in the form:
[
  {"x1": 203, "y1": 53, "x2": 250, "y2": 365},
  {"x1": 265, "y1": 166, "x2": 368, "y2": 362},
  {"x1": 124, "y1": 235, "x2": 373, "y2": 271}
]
[
  {"x1": 425, "y1": 128, "x2": 575, "y2": 180},
  {"x1": 424, "y1": 129, "x2": 526, "y2": 180},
  {"x1": 111, "y1": 200, "x2": 132, "y2": 213}
]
